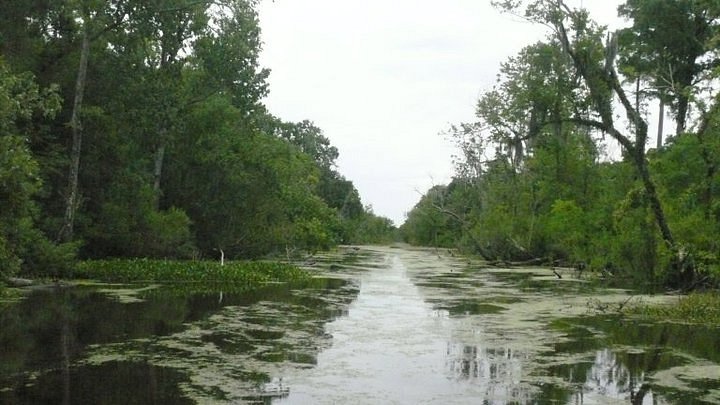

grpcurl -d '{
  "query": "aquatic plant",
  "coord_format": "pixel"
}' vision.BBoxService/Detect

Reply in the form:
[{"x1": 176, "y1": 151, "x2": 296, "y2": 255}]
[
  {"x1": 626, "y1": 292, "x2": 720, "y2": 325},
  {"x1": 0, "y1": 286, "x2": 22, "y2": 308},
  {"x1": 74, "y1": 259, "x2": 310, "y2": 287}
]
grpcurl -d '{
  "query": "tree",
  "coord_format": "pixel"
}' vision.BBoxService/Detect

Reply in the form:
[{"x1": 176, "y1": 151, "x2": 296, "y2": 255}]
[
  {"x1": 262, "y1": 118, "x2": 339, "y2": 170},
  {"x1": 493, "y1": 0, "x2": 699, "y2": 283},
  {"x1": 159, "y1": 94, "x2": 340, "y2": 257},
  {"x1": 436, "y1": 37, "x2": 601, "y2": 260},
  {"x1": 0, "y1": 61, "x2": 75, "y2": 278},
  {"x1": 56, "y1": 0, "x2": 130, "y2": 242},
  {"x1": 0, "y1": 0, "x2": 387, "y2": 264},
  {"x1": 475, "y1": 41, "x2": 590, "y2": 169},
  {"x1": 617, "y1": 0, "x2": 720, "y2": 137},
  {"x1": 401, "y1": 185, "x2": 461, "y2": 248}
]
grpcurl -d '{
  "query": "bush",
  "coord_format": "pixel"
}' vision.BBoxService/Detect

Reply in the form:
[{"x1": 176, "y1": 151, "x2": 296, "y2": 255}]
[
  {"x1": 0, "y1": 235, "x2": 20, "y2": 280},
  {"x1": 84, "y1": 182, "x2": 196, "y2": 259},
  {"x1": 545, "y1": 199, "x2": 587, "y2": 261},
  {"x1": 144, "y1": 207, "x2": 196, "y2": 258}
]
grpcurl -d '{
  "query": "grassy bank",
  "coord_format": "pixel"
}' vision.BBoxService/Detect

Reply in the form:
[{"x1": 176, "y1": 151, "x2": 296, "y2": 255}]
[
  {"x1": 74, "y1": 259, "x2": 310, "y2": 287},
  {"x1": 625, "y1": 292, "x2": 720, "y2": 326}
]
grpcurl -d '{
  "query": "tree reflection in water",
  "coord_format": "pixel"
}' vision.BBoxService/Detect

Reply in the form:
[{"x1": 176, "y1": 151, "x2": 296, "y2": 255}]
[
  {"x1": 580, "y1": 349, "x2": 663, "y2": 404},
  {"x1": 445, "y1": 342, "x2": 535, "y2": 403},
  {"x1": 444, "y1": 343, "x2": 671, "y2": 404}
]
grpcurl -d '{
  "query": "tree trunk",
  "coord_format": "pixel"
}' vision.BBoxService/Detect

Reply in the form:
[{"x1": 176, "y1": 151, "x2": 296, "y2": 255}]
[
  {"x1": 635, "y1": 77, "x2": 641, "y2": 128},
  {"x1": 58, "y1": 26, "x2": 90, "y2": 243},
  {"x1": 675, "y1": 64, "x2": 694, "y2": 136},
  {"x1": 657, "y1": 99, "x2": 665, "y2": 149},
  {"x1": 696, "y1": 100, "x2": 718, "y2": 220},
  {"x1": 153, "y1": 143, "x2": 166, "y2": 209},
  {"x1": 636, "y1": 160, "x2": 674, "y2": 247},
  {"x1": 703, "y1": 163, "x2": 715, "y2": 219},
  {"x1": 676, "y1": 97, "x2": 688, "y2": 136},
  {"x1": 635, "y1": 153, "x2": 697, "y2": 286}
]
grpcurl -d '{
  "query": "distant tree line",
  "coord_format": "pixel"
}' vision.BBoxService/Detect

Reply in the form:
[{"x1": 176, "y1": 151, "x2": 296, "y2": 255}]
[
  {"x1": 0, "y1": 0, "x2": 395, "y2": 280},
  {"x1": 402, "y1": 0, "x2": 720, "y2": 288}
]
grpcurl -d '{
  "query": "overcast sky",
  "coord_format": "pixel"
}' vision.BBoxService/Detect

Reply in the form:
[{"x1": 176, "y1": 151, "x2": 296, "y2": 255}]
[{"x1": 257, "y1": 0, "x2": 625, "y2": 225}]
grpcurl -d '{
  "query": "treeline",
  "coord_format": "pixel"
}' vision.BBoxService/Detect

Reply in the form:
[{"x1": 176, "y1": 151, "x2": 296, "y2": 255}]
[
  {"x1": 0, "y1": 0, "x2": 395, "y2": 280},
  {"x1": 402, "y1": 0, "x2": 720, "y2": 287}
]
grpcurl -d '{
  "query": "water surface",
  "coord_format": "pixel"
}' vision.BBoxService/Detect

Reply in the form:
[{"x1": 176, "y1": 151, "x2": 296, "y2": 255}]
[{"x1": 1, "y1": 246, "x2": 718, "y2": 404}]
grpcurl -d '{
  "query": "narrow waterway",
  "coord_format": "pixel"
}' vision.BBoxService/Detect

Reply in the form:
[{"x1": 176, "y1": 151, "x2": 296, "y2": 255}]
[
  {"x1": 277, "y1": 254, "x2": 458, "y2": 404},
  {"x1": 273, "y1": 246, "x2": 720, "y2": 404},
  {"x1": 1, "y1": 246, "x2": 719, "y2": 404}
]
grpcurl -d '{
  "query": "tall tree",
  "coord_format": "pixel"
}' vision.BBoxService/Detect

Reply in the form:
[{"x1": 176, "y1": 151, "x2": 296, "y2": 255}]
[
  {"x1": 0, "y1": 61, "x2": 75, "y2": 277},
  {"x1": 57, "y1": 8, "x2": 89, "y2": 242},
  {"x1": 617, "y1": 0, "x2": 720, "y2": 136},
  {"x1": 263, "y1": 118, "x2": 339, "y2": 170},
  {"x1": 55, "y1": 0, "x2": 130, "y2": 242},
  {"x1": 494, "y1": 0, "x2": 696, "y2": 284},
  {"x1": 128, "y1": 0, "x2": 210, "y2": 203},
  {"x1": 475, "y1": 41, "x2": 588, "y2": 170}
]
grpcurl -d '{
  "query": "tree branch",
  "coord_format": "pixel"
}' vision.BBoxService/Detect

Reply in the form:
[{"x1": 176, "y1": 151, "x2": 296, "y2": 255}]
[
  {"x1": 696, "y1": 92, "x2": 720, "y2": 138},
  {"x1": 609, "y1": 68, "x2": 648, "y2": 146},
  {"x1": 550, "y1": 117, "x2": 636, "y2": 154}
]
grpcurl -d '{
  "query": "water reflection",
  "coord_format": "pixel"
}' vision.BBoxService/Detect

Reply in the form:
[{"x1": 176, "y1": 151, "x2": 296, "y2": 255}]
[
  {"x1": 410, "y1": 250, "x2": 720, "y2": 404},
  {"x1": 581, "y1": 349, "x2": 647, "y2": 402},
  {"x1": 1, "y1": 361, "x2": 192, "y2": 405},
  {"x1": 0, "y1": 277, "x2": 359, "y2": 404},
  {"x1": 446, "y1": 344, "x2": 524, "y2": 382},
  {"x1": 441, "y1": 331, "x2": 683, "y2": 404},
  {"x1": 557, "y1": 316, "x2": 720, "y2": 404},
  {"x1": 445, "y1": 343, "x2": 534, "y2": 403}
]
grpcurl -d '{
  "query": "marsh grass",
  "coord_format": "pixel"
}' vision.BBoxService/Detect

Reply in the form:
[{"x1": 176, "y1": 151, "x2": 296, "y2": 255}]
[
  {"x1": 74, "y1": 259, "x2": 310, "y2": 288},
  {"x1": 626, "y1": 292, "x2": 720, "y2": 325}
]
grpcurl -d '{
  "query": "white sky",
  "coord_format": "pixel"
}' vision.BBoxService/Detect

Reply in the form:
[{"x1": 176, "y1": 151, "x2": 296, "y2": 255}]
[{"x1": 257, "y1": 0, "x2": 627, "y2": 225}]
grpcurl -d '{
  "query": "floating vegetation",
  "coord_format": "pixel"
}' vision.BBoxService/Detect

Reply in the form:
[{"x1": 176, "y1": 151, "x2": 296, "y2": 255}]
[
  {"x1": 74, "y1": 259, "x2": 310, "y2": 290},
  {"x1": 624, "y1": 292, "x2": 720, "y2": 326},
  {"x1": 0, "y1": 286, "x2": 24, "y2": 308}
]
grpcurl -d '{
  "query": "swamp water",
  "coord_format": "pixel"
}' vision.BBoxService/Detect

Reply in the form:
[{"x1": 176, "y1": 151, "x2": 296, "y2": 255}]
[{"x1": 1, "y1": 246, "x2": 719, "y2": 404}]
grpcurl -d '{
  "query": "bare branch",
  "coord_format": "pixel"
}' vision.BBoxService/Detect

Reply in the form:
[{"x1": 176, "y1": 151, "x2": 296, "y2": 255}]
[
  {"x1": 430, "y1": 203, "x2": 466, "y2": 224},
  {"x1": 559, "y1": 117, "x2": 636, "y2": 153},
  {"x1": 609, "y1": 68, "x2": 648, "y2": 145}
]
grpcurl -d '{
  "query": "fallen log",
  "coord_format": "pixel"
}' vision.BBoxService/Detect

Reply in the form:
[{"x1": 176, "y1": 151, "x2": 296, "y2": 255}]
[
  {"x1": 487, "y1": 257, "x2": 547, "y2": 267},
  {"x1": 6, "y1": 277, "x2": 34, "y2": 287}
]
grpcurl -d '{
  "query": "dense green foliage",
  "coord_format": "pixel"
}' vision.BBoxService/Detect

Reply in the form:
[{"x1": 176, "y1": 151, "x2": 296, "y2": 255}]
[
  {"x1": 0, "y1": 60, "x2": 78, "y2": 280},
  {"x1": 0, "y1": 0, "x2": 395, "y2": 281},
  {"x1": 403, "y1": 1, "x2": 720, "y2": 287}
]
